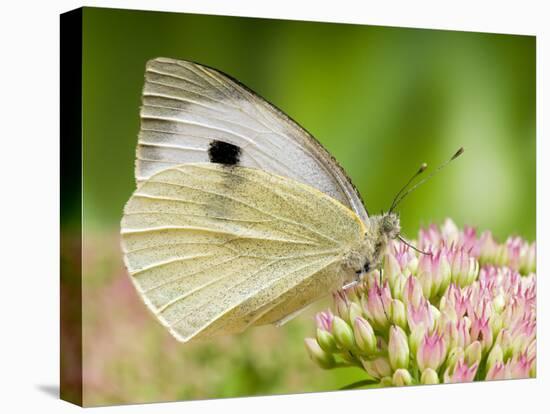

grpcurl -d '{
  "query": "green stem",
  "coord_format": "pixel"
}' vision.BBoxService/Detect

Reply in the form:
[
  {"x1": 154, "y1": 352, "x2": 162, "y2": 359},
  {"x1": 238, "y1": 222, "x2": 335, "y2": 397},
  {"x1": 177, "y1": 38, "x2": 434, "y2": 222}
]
[{"x1": 339, "y1": 379, "x2": 379, "y2": 390}]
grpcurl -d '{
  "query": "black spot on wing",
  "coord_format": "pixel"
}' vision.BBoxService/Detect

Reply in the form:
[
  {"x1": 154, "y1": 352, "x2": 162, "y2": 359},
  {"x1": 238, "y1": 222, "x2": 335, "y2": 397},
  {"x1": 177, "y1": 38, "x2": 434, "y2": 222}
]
[{"x1": 208, "y1": 140, "x2": 242, "y2": 165}]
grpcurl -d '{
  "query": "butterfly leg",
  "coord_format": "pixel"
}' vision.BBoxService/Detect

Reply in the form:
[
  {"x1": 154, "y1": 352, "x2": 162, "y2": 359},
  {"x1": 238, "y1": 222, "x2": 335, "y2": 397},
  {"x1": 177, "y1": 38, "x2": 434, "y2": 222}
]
[
  {"x1": 342, "y1": 280, "x2": 359, "y2": 290},
  {"x1": 342, "y1": 270, "x2": 363, "y2": 290}
]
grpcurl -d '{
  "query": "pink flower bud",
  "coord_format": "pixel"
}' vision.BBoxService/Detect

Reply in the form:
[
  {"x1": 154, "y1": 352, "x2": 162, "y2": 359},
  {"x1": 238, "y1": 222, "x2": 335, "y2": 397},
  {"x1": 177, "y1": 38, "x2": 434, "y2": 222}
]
[
  {"x1": 403, "y1": 275, "x2": 424, "y2": 307},
  {"x1": 470, "y1": 306, "x2": 494, "y2": 352},
  {"x1": 304, "y1": 338, "x2": 335, "y2": 369},
  {"x1": 389, "y1": 326, "x2": 409, "y2": 370},
  {"x1": 333, "y1": 291, "x2": 350, "y2": 321},
  {"x1": 486, "y1": 344, "x2": 503, "y2": 370},
  {"x1": 443, "y1": 283, "x2": 470, "y2": 318},
  {"x1": 361, "y1": 357, "x2": 392, "y2": 379},
  {"x1": 348, "y1": 302, "x2": 363, "y2": 323},
  {"x1": 441, "y1": 219, "x2": 460, "y2": 245},
  {"x1": 407, "y1": 298, "x2": 434, "y2": 332},
  {"x1": 384, "y1": 252, "x2": 401, "y2": 286},
  {"x1": 508, "y1": 352, "x2": 534, "y2": 379},
  {"x1": 436, "y1": 302, "x2": 455, "y2": 332},
  {"x1": 478, "y1": 231, "x2": 498, "y2": 264},
  {"x1": 450, "y1": 248, "x2": 479, "y2": 287},
  {"x1": 519, "y1": 241, "x2": 536, "y2": 275},
  {"x1": 364, "y1": 280, "x2": 392, "y2": 329},
  {"x1": 444, "y1": 359, "x2": 478, "y2": 383},
  {"x1": 432, "y1": 250, "x2": 452, "y2": 296},
  {"x1": 316, "y1": 328, "x2": 337, "y2": 353},
  {"x1": 380, "y1": 376, "x2": 393, "y2": 387},
  {"x1": 408, "y1": 325, "x2": 426, "y2": 356},
  {"x1": 489, "y1": 313, "x2": 503, "y2": 340},
  {"x1": 492, "y1": 293, "x2": 506, "y2": 314},
  {"x1": 506, "y1": 236, "x2": 523, "y2": 271},
  {"x1": 445, "y1": 347, "x2": 464, "y2": 372},
  {"x1": 408, "y1": 258, "x2": 419, "y2": 274},
  {"x1": 495, "y1": 244, "x2": 509, "y2": 267},
  {"x1": 419, "y1": 224, "x2": 442, "y2": 250},
  {"x1": 344, "y1": 283, "x2": 360, "y2": 303},
  {"x1": 391, "y1": 274, "x2": 407, "y2": 301},
  {"x1": 353, "y1": 317, "x2": 377, "y2": 354},
  {"x1": 421, "y1": 368, "x2": 440, "y2": 384},
  {"x1": 464, "y1": 341, "x2": 482, "y2": 366},
  {"x1": 391, "y1": 241, "x2": 416, "y2": 270},
  {"x1": 315, "y1": 310, "x2": 334, "y2": 332},
  {"x1": 443, "y1": 318, "x2": 470, "y2": 350},
  {"x1": 391, "y1": 299, "x2": 407, "y2": 329},
  {"x1": 485, "y1": 361, "x2": 507, "y2": 381},
  {"x1": 417, "y1": 250, "x2": 452, "y2": 299},
  {"x1": 496, "y1": 330, "x2": 514, "y2": 361},
  {"x1": 392, "y1": 368, "x2": 413, "y2": 386},
  {"x1": 461, "y1": 225, "x2": 478, "y2": 253},
  {"x1": 417, "y1": 331, "x2": 447, "y2": 371},
  {"x1": 332, "y1": 316, "x2": 355, "y2": 350}
]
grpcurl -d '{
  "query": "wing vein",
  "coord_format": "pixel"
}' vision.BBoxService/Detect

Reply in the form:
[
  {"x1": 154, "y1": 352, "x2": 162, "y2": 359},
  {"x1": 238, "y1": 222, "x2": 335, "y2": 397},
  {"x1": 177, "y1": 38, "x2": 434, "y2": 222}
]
[
  {"x1": 146, "y1": 67, "x2": 206, "y2": 89},
  {"x1": 139, "y1": 142, "x2": 205, "y2": 152},
  {"x1": 151, "y1": 176, "x2": 338, "y2": 246},
  {"x1": 130, "y1": 253, "x2": 216, "y2": 276},
  {"x1": 170, "y1": 255, "x2": 338, "y2": 335},
  {"x1": 142, "y1": 103, "x2": 271, "y2": 135},
  {"x1": 142, "y1": 91, "x2": 221, "y2": 111},
  {"x1": 143, "y1": 256, "x2": 237, "y2": 294}
]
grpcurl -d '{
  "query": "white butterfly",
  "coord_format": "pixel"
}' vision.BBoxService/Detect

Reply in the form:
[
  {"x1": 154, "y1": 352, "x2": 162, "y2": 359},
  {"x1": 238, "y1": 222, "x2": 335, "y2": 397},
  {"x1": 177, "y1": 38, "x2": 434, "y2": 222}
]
[{"x1": 121, "y1": 57, "x2": 458, "y2": 342}]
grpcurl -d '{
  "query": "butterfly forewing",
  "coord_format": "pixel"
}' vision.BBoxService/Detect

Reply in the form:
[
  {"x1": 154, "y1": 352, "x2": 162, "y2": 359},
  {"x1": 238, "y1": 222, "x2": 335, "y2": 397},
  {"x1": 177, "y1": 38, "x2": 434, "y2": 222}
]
[
  {"x1": 137, "y1": 57, "x2": 368, "y2": 223},
  {"x1": 121, "y1": 164, "x2": 365, "y2": 342}
]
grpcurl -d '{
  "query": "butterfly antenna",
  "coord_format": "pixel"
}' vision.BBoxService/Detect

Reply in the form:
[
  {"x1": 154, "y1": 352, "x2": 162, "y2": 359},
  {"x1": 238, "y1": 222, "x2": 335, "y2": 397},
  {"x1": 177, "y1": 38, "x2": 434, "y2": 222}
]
[
  {"x1": 391, "y1": 147, "x2": 464, "y2": 210},
  {"x1": 389, "y1": 163, "x2": 428, "y2": 212},
  {"x1": 398, "y1": 235, "x2": 431, "y2": 256}
]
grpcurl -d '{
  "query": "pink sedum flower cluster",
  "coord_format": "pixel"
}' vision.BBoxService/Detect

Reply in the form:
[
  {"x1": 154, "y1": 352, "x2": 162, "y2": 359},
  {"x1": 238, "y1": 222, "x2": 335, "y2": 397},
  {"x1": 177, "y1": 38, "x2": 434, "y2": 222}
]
[{"x1": 305, "y1": 219, "x2": 536, "y2": 387}]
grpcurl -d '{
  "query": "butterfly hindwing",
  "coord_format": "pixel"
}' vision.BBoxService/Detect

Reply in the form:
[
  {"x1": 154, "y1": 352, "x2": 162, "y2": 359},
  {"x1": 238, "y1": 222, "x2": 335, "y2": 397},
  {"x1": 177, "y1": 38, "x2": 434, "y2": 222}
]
[{"x1": 121, "y1": 164, "x2": 365, "y2": 342}]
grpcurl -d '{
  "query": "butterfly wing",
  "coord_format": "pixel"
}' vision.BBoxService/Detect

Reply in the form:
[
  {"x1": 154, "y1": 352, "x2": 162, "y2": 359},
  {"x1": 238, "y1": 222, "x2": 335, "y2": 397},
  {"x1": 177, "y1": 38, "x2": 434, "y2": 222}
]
[
  {"x1": 137, "y1": 57, "x2": 369, "y2": 223},
  {"x1": 121, "y1": 163, "x2": 365, "y2": 342}
]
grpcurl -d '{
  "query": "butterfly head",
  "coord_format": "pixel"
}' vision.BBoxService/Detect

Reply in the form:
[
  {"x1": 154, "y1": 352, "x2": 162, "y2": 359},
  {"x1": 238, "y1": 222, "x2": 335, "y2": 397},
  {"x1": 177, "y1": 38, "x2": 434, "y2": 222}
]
[
  {"x1": 342, "y1": 212, "x2": 400, "y2": 280},
  {"x1": 380, "y1": 211, "x2": 401, "y2": 240},
  {"x1": 362, "y1": 212, "x2": 401, "y2": 271}
]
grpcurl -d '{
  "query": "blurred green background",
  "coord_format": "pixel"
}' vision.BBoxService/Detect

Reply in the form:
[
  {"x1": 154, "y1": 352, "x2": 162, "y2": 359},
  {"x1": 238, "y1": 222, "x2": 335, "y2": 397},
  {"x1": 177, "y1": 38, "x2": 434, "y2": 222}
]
[{"x1": 75, "y1": 6, "x2": 535, "y2": 406}]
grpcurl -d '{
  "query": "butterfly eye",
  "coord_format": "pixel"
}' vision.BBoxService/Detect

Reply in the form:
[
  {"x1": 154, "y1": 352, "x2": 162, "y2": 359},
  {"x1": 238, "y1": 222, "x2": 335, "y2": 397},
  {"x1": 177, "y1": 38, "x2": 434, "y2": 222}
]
[{"x1": 355, "y1": 261, "x2": 370, "y2": 276}]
